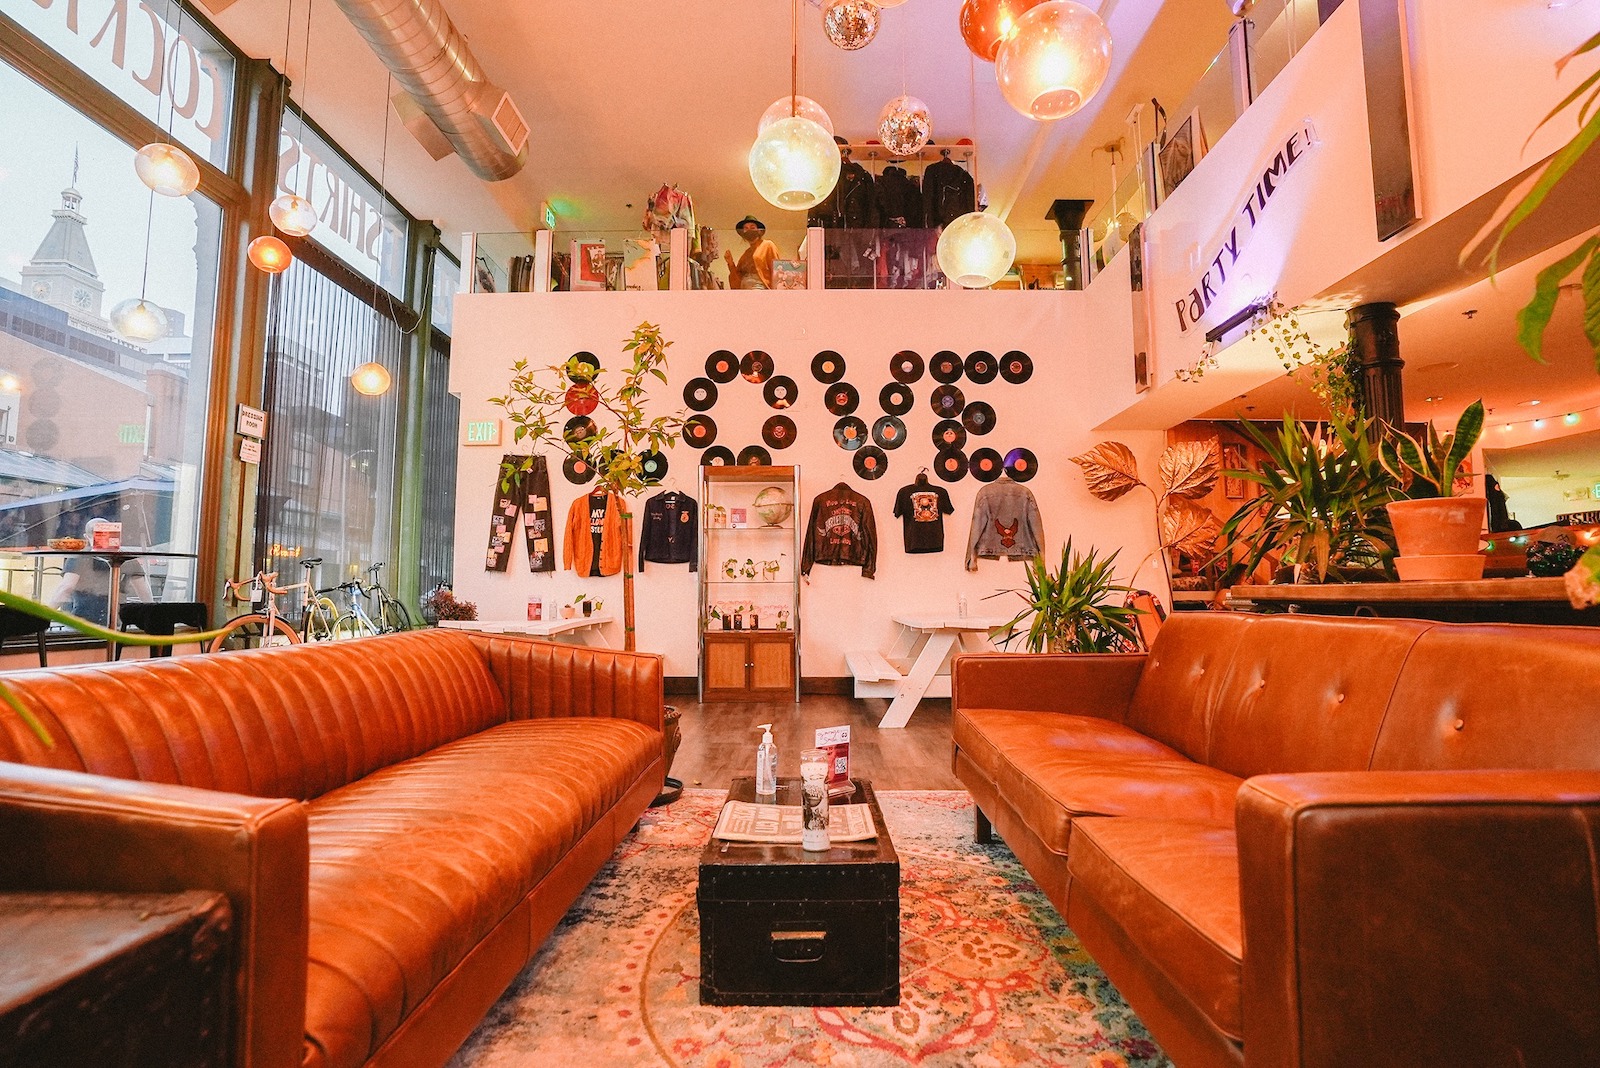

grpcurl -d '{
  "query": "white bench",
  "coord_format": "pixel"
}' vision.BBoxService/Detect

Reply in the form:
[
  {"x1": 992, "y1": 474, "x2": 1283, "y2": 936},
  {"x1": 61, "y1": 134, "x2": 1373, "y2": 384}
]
[{"x1": 846, "y1": 648, "x2": 904, "y2": 699}]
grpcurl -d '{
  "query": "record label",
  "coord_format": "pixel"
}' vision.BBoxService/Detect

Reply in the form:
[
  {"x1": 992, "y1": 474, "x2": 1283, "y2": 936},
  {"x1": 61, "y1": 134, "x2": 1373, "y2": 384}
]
[
  {"x1": 683, "y1": 378, "x2": 718, "y2": 411},
  {"x1": 965, "y1": 350, "x2": 998, "y2": 384},
  {"x1": 872, "y1": 415, "x2": 907, "y2": 449},
  {"x1": 705, "y1": 350, "x2": 738, "y2": 383},
  {"x1": 853, "y1": 445, "x2": 889, "y2": 480},
  {"x1": 970, "y1": 447, "x2": 1004, "y2": 482},
  {"x1": 740, "y1": 350, "x2": 774, "y2": 383},
  {"x1": 934, "y1": 448, "x2": 969, "y2": 482},
  {"x1": 1000, "y1": 350, "x2": 1033, "y2": 384},
  {"x1": 1004, "y1": 447, "x2": 1038, "y2": 482},
  {"x1": 683, "y1": 414, "x2": 718, "y2": 447},
  {"x1": 824, "y1": 382, "x2": 860, "y2": 416},
  {"x1": 879, "y1": 382, "x2": 914, "y2": 415},
  {"x1": 931, "y1": 419, "x2": 968, "y2": 451},
  {"x1": 962, "y1": 401, "x2": 997, "y2": 435},
  {"x1": 563, "y1": 453, "x2": 596, "y2": 484},
  {"x1": 763, "y1": 375, "x2": 798, "y2": 409},
  {"x1": 930, "y1": 383, "x2": 966, "y2": 417},
  {"x1": 701, "y1": 446, "x2": 735, "y2": 467},
  {"x1": 737, "y1": 444, "x2": 773, "y2": 466},
  {"x1": 930, "y1": 350, "x2": 964, "y2": 383},
  {"x1": 833, "y1": 416, "x2": 868, "y2": 451},
  {"x1": 812, "y1": 350, "x2": 847, "y2": 383},
  {"x1": 762, "y1": 415, "x2": 797, "y2": 450},
  {"x1": 890, "y1": 349, "x2": 924, "y2": 384}
]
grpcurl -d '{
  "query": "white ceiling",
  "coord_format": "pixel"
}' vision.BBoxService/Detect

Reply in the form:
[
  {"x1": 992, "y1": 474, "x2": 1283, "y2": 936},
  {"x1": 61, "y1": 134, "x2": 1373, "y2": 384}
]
[{"x1": 207, "y1": 0, "x2": 1237, "y2": 255}]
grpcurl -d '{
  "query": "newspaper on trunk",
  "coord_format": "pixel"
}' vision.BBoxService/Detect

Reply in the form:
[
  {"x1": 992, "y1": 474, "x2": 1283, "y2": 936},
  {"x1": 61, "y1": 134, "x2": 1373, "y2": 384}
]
[{"x1": 713, "y1": 800, "x2": 877, "y2": 844}]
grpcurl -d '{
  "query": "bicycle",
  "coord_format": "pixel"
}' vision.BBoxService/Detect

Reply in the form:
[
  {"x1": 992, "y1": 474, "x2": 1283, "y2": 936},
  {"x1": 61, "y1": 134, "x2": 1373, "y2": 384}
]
[
  {"x1": 206, "y1": 570, "x2": 315, "y2": 651},
  {"x1": 364, "y1": 562, "x2": 414, "y2": 633},
  {"x1": 297, "y1": 557, "x2": 340, "y2": 643}
]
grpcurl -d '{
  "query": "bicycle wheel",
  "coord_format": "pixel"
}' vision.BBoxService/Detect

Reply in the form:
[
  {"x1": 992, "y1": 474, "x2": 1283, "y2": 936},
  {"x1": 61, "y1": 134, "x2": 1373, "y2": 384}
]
[
  {"x1": 378, "y1": 597, "x2": 413, "y2": 633},
  {"x1": 206, "y1": 614, "x2": 300, "y2": 652},
  {"x1": 332, "y1": 612, "x2": 377, "y2": 641},
  {"x1": 303, "y1": 598, "x2": 340, "y2": 643}
]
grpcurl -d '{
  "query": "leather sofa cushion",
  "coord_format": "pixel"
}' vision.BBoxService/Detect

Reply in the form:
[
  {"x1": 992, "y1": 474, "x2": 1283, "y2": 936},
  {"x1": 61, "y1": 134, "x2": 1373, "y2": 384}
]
[
  {"x1": 1069, "y1": 817, "x2": 1244, "y2": 1042},
  {"x1": 954, "y1": 707, "x2": 1185, "y2": 784},
  {"x1": 300, "y1": 716, "x2": 659, "y2": 1068},
  {"x1": 1125, "y1": 613, "x2": 1249, "y2": 761}
]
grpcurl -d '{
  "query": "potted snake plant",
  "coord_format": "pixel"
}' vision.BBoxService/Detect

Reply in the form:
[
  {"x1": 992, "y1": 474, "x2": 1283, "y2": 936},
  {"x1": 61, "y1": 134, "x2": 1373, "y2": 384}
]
[{"x1": 1380, "y1": 400, "x2": 1487, "y2": 581}]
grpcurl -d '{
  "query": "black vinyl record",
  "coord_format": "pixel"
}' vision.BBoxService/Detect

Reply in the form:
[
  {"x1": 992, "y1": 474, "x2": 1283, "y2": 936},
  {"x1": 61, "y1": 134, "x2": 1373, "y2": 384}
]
[
  {"x1": 737, "y1": 444, "x2": 773, "y2": 466},
  {"x1": 762, "y1": 415, "x2": 797, "y2": 450},
  {"x1": 970, "y1": 447, "x2": 1004, "y2": 482},
  {"x1": 1004, "y1": 447, "x2": 1039, "y2": 482},
  {"x1": 701, "y1": 445, "x2": 735, "y2": 467},
  {"x1": 930, "y1": 383, "x2": 966, "y2": 418},
  {"x1": 763, "y1": 375, "x2": 799, "y2": 409},
  {"x1": 965, "y1": 350, "x2": 998, "y2": 384},
  {"x1": 1000, "y1": 350, "x2": 1033, "y2": 385},
  {"x1": 569, "y1": 351, "x2": 601, "y2": 383},
  {"x1": 962, "y1": 401, "x2": 997, "y2": 436},
  {"x1": 930, "y1": 350, "x2": 964, "y2": 383},
  {"x1": 683, "y1": 414, "x2": 718, "y2": 448},
  {"x1": 890, "y1": 349, "x2": 924, "y2": 384},
  {"x1": 824, "y1": 382, "x2": 860, "y2": 416},
  {"x1": 563, "y1": 452, "x2": 596, "y2": 484},
  {"x1": 740, "y1": 350, "x2": 774, "y2": 383},
  {"x1": 853, "y1": 445, "x2": 889, "y2": 481},
  {"x1": 706, "y1": 350, "x2": 738, "y2": 383},
  {"x1": 872, "y1": 415, "x2": 907, "y2": 450},
  {"x1": 934, "y1": 448, "x2": 969, "y2": 482},
  {"x1": 812, "y1": 350, "x2": 847, "y2": 383},
  {"x1": 833, "y1": 416, "x2": 869, "y2": 451},
  {"x1": 683, "y1": 377, "x2": 718, "y2": 411},
  {"x1": 638, "y1": 450, "x2": 669, "y2": 484},
  {"x1": 879, "y1": 382, "x2": 914, "y2": 415},
  {"x1": 562, "y1": 415, "x2": 598, "y2": 445},
  {"x1": 931, "y1": 418, "x2": 968, "y2": 451}
]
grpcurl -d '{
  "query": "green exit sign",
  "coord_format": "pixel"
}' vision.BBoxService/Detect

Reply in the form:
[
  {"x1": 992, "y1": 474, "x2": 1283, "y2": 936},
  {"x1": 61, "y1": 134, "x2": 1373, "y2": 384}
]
[
  {"x1": 118, "y1": 423, "x2": 146, "y2": 444},
  {"x1": 464, "y1": 419, "x2": 502, "y2": 446},
  {"x1": 542, "y1": 202, "x2": 556, "y2": 230}
]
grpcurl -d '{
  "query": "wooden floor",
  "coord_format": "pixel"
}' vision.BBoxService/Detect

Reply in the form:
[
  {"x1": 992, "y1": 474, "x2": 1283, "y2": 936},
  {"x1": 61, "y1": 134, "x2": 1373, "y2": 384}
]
[{"x1": 669, "y1": 694, "x2": 961, "y2": 790}]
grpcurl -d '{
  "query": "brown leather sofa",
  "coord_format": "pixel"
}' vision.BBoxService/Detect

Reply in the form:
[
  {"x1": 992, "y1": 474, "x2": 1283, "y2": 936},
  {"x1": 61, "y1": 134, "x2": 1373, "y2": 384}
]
[
  {"x1": 953, "y1": 612, "x2": 1600, "y2": 1068},
  {"x1": 0, "y1": 629, "x2": 664, "y2": 1068}
]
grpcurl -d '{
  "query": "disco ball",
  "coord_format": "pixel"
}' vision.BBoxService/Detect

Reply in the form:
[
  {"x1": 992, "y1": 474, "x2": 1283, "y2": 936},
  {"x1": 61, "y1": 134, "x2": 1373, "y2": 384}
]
[
  {"x1": 877, "y1": 94, "x2": 932, "y2": 156},
  {"x1": 823, "y1": 0, "x2": 881, "y2": 50}
]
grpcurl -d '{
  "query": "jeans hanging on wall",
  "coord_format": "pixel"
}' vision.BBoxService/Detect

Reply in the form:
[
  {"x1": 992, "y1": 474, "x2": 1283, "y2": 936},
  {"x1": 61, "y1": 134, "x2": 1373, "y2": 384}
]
[{"x1": 485, "y1": 454, "x2": 556, "y2": 572}]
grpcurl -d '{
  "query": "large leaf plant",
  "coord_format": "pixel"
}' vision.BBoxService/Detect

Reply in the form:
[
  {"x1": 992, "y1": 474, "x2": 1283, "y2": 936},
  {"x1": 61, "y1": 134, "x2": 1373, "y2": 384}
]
[{"x1": 991, "y1": 539, "x2": 1142, "y2": 654}]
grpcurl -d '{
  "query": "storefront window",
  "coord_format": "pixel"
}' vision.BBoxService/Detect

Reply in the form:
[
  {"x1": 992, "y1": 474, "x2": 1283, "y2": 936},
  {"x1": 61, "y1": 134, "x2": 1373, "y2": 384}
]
[
  {"x1": 432, "y1": 249, "x2": 458, "y2": 336},
  {"x1": 0, "y1": 55, "x2": 218, "y2": 620}
]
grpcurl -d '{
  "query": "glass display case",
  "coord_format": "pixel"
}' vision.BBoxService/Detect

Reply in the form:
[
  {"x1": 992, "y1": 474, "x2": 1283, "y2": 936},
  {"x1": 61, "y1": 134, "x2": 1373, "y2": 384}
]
[{"x1": 698, "y1": 465, "x2": 801, "y2": 701}]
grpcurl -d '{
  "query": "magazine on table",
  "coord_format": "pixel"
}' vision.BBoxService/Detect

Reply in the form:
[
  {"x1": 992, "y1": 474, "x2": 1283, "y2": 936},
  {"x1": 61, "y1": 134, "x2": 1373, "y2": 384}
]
[{"x1": 713, "y1": 800, "x2": 877, "y2": 843}]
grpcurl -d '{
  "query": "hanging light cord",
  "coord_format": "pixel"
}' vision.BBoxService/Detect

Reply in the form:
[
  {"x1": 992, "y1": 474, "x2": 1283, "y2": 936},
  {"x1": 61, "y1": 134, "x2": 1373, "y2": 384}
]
[
  {"x1": 295, "y1": 0, "x2": 314, "y2": 151},
  {"x1": 137, "y1": 188, "x2": 156, "y2": 301},
  {"x1": 791, "y1": 0, "x2": 800, "y2": 117},
  {"x1": 969, "y1": 52, "x2": 980, "y2": 190},
  {"x1": 368, "y1": 71, "x2": 425, "y2": 340}
]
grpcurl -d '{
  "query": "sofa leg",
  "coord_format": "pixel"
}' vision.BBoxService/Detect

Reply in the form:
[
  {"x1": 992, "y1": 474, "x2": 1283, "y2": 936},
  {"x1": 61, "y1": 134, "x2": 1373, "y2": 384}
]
[{"x1": 975, "y1": 807, "x2": 992, "y2": 843}]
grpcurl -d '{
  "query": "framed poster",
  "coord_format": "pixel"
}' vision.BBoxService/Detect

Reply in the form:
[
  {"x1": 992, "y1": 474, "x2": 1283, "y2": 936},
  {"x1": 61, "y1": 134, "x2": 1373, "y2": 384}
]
[
  {"x1": 1159, "y1": 109, "x2": 1207, "y2": 200},
  {"x1": 1222, "y1": 443, "x2": 1247, "y2": 499},
  {"x1": 574, "y1": 241, "x2": 608, "y2": 291}
]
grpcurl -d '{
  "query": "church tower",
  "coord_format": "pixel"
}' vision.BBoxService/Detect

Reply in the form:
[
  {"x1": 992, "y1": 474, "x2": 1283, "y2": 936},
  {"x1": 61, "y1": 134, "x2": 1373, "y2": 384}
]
[{"x1": 19, "y1": 155, "x2": 111, "y2": 335}]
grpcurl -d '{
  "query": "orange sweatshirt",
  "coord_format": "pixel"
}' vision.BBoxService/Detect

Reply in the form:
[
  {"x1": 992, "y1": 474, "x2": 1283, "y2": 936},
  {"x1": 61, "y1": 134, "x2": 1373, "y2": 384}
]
[{"x1": 564, "y1": 490, "x2": 628, "y2": 577}]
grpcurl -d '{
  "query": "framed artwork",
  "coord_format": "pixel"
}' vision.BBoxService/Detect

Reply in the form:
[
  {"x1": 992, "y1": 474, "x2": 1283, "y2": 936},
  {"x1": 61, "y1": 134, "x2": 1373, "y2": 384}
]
[
  {"x1": 1159, "y1": 109, "x2": 1207, "y2": 200},
  {"x1": 1222, "y1": 443, "x2": 1247, "y2": 499},
  {"x1": 573, "y1": 241, "x2": 607, "y2": 291}
]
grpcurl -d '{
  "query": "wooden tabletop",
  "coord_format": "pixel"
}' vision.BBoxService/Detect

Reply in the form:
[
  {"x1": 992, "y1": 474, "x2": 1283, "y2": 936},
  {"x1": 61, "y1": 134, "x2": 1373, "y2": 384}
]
[
  {"x1": 439, "y1": 614, "x2": 612, "y2": 635},
  {"x1": 1230, "y1": 577, "x2": 1571, "y2": 604}
]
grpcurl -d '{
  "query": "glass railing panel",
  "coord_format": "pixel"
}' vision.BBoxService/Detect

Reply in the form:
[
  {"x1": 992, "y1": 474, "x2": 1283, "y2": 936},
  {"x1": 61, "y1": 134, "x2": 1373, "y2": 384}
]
[
  {"x1": 470, "y1": 232, "x2": 535, "y2": 294},
  {"x1": 1250, "y1": 0, "x2": 1321, "y2": 98},
  {"x1": 1085, "y1": 167, "x2": 1150, "y2": 272},
  {"x1": 552, "y1": 230, "x2": 672, "y2": 292},
  {"x1": 708, "y1": 228, "x2": 810, "y2": 290}
]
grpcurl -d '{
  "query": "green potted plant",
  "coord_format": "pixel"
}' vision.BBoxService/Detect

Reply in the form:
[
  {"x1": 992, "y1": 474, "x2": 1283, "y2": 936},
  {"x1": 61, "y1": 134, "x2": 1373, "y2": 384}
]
[
  {"x1": 990, "y1": 539, "x2": 1142, "y2": 653},
  {"x1": 1379, "y1": 400, "x2": 1487, "y2": 581}
]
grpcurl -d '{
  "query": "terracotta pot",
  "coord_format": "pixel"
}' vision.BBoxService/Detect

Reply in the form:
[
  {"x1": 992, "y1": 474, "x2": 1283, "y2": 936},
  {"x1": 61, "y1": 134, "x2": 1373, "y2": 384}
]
[
  {"x1": 1386, "y1": 496, "x2": 1486, "y2": 558},
  {"x1": 1394, "y1": 554, "x2": 1486, "y2": 581}
]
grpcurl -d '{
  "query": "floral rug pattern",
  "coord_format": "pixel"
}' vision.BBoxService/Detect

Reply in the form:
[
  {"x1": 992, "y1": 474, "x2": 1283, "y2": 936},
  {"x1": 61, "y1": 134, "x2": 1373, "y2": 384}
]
[{"x1": 450, "y1": 790, "x2": 1170, "y2": 1068}]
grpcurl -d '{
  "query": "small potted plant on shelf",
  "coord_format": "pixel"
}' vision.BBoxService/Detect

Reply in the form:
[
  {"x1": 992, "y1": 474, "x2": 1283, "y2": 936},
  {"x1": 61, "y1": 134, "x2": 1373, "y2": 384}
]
[
  {"x1": 1378, "y1": 400, "x2": 1487, "y2": 581},
  {"x1": 989, "y1": 539, "x2": 1143, "y2": 653}
]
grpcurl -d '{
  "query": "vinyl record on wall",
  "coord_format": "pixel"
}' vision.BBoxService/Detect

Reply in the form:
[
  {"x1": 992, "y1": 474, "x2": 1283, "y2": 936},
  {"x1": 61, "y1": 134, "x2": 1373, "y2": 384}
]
[
  {"x1": 962, "y1": 401, "x2": 997, "y2": 436},
  {"x1": 638, "y1": 450, "x2": 669, "y2": 484},
  {"x1": 969, "y1": 447, "x2": 1004, "y2": 482},
  {"x1": 872, "y1": 415, "x2": 907, "y2": 449},
  {"x1": 762, "y1": 415, "x2": 798, "y2": 449},
  {"x1": 763, "y1": 375, "x2": 799, "y2": 409},
  {"x1": 812, "y1": 350, "x2": 847, "y2": 383},
  {"x1": 833, "y1": 416, "x2": 869, "y2": 451},
  {"x1": 853, "y1": 445, "x2": 889, "y2": 481},
  {"x1": 565, "y1": 383, "x2": 600, "y2": 416},
  {"x1": 931, "y1": 418, "x2": 968, "y2": 451},
  {"x1": 683, "y1": 378, "x2": 718, "y2": 411},
  {"x1": 1000, "y1": 350, "x2": 1033, "y2": 385},
  {"x1": 563, "y1": 415, "x2": 598, "y2": 445},
  {"x1": 824, "y1": 382, "x2": 860, "y2": 416},
  {"x1": 965, "y1": 350, "x2": 998, "y2": 384},
  {"x1": 930, "y1": 384, "x2": 966, "y2": 418},
  {"x1": 563, "y1": 452, "x2": 596, "y2": 484},
  {"x1": 930, "y1": 350, "x2": 964, "y2": 383},
  {"x1": 890, "y1": 349, "x2": 924, "y2": 384},
  {"x1": 934, "y1": 448, "x2": 969, "y2": 482},
  {"x1": 683, "y1": 414, "x2": 718, "y2": 448},
  {"x1": 701, "y1": 445, "x2": 735, "y2": 467},
  {"x1": 1004, "y1": 447, "x2": 1039, "y2": 482},
  {"x1": 738, "y1": 444, "x2": 773, "y2": 466},
  {"x1": 570, "y1": 351, "x2": 601, "y2": 382},
  {"x1": 740, "y1": 350, "x2": 774, "y2": 383},
  {"x1": 879, "y1": 382, "x2": 914, "y2": 415},
  {"x1": 706, "y1": 350, "x2": 739, "y2": 383}
]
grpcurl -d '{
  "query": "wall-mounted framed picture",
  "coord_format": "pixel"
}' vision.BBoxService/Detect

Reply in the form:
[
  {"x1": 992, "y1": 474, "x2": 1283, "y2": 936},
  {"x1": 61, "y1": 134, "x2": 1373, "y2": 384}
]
[
  {"x1": 1222, "y1": 442, "x2": 1246, "y2": 499},
  {"x1": 1159, "y1": 109, "x2": 1207, "y2": 200}
]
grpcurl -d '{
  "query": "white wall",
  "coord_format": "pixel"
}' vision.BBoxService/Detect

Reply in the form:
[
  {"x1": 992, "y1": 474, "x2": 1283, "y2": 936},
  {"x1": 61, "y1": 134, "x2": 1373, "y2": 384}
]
[{"x1": 450, "y1": 289, "x2": 1164, "y2": 678}]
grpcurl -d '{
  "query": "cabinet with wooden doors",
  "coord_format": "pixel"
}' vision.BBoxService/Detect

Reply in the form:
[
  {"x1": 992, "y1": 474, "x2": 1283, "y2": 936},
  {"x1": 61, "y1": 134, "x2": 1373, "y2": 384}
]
[{"x1": 698, "y1": 465, "x2": 801, "y2": 701}]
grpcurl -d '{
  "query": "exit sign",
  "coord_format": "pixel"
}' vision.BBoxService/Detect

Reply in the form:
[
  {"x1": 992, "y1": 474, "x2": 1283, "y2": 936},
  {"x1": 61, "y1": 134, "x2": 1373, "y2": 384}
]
[
  {"x1": 464, "y1": 419, "x2": 502, "y2": 446},
  {"x1": 541, "y1": 201, "x2": 556, "y2": 230}
]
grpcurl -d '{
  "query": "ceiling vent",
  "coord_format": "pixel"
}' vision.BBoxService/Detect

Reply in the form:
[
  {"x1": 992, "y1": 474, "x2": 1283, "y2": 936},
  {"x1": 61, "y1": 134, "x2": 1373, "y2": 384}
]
[{"x1": 490, "y1": 94, "x2": 529, "y2": 157}]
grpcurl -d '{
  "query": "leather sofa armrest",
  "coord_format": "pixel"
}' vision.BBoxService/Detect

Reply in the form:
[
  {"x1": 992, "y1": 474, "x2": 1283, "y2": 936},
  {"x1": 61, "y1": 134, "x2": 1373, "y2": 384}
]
[
  {"x1": 1237, "y1": 770, "x2": 1600, "y2": 1068},
  {"x1": 0, "y1": 762, "x2": 308, "y2": 1068},
  {"x1": 465, "y1": 632, "x2": 664, "y2": 732},
  {"x1": 952, "y1": 652, "x2": 1146, "y2": 722}
]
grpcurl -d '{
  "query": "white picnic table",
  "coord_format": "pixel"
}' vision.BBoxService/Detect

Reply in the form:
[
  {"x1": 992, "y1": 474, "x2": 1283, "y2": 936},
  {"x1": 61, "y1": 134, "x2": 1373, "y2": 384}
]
[
  {"x1": 438, "y1": 614, "x2": 614, "y2": 648},
  {"x1": 848, "y1": 612, "x2": 1013, "y2": 729}
]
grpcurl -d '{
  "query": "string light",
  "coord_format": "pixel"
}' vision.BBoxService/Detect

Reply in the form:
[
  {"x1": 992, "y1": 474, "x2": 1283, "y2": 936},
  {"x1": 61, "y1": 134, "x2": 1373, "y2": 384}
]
[{"x1": 1490, "y1": 401, "x2": 1596, "y2": 434}]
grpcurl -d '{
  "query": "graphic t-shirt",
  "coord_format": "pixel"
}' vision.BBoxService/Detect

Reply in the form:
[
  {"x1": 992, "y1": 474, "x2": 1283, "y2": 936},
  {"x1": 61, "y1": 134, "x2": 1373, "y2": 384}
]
[
  {"x1": 588, "y1": 490, "x2": 608, "y2": 577},
  {"x1": 893, "y1": 480, "x2": 954, "y2": 554}
]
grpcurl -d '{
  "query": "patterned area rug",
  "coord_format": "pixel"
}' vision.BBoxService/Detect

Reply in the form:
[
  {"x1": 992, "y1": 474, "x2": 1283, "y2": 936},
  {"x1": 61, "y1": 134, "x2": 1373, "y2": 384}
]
[{"x1": 450, "y1": 790, "x2": 1171, "y2": 1068}]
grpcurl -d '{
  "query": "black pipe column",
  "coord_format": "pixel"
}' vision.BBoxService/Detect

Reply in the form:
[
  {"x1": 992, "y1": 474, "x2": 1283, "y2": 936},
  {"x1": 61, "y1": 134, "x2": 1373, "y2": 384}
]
[{"x1": 1347, "y1": 302, "x2": 1404, "y2": 426}]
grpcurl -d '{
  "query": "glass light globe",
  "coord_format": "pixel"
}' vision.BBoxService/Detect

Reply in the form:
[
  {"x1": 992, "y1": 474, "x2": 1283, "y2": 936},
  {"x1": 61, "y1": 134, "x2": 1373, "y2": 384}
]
[
  {"x1": 937, "y1": 211, "x2": 1016, "y2": 288},
  {"x1": 758, "y1": 95, "x2": 835, "y2": 138},
  {"x1": 959, "y1": 0, "x2": 1047, "y2": 61},
  {"x1": 748, "y1": 116, "x2": 842, "y2": 210},
  {"x1": 134, "y1": 143, "x2": 201, "y2": 197},
  {"x1": 351, "y1": 362, "x2": 393, "y2": 396},
  {"x1": 111, "y1": 298, "x2": 169, "y2": 343},
  {"x1": 996, "y1": 0, "x2": 1113, "y2": 120},
  {"x1": 823, "y1": 0, "x2": 881, "y2": 50},
  {"x1": 269, "y1": 194, "x2": 318, "y2": 237},
  {"x1": 878, "y1": 94, "x2": 933, "y2": 156},
  {"x1": 248, "y1": 235, "x2": 294, "y2": 274}
]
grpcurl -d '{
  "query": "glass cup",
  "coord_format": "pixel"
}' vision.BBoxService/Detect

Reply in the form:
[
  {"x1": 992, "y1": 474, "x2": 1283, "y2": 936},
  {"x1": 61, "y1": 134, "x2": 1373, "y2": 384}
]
[{"x1": 800, "y1": 747, "x2": 830, "y2": 852}]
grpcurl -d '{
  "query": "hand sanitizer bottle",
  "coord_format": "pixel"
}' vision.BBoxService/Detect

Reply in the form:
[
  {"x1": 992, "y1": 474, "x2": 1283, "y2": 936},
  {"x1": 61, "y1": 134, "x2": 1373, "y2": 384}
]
[{"x1": 754, "y1": 723, "x2": 777, "y2": 797}]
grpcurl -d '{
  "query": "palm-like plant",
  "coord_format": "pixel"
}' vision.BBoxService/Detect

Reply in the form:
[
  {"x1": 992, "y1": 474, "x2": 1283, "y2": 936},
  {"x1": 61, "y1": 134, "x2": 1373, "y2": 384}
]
[
  {"x1": 1215, "y1": 412, "x2": 1398, "y2": 584},
  {"x1": 992, "y1": 539, "x2": 1142, "y2": 653}
]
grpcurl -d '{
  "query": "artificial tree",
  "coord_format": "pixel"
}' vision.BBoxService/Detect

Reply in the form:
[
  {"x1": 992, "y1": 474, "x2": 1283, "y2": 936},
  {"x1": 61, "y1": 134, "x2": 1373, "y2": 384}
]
[{"x1": 489, "y1": 322, "x2": 685, "y2": 652}]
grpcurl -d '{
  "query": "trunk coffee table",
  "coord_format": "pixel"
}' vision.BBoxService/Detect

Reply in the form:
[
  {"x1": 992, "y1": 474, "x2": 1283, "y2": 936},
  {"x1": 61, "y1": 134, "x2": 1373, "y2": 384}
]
[{"x1": 698, "y1": 777, "x2": 900, "y2": 1006}]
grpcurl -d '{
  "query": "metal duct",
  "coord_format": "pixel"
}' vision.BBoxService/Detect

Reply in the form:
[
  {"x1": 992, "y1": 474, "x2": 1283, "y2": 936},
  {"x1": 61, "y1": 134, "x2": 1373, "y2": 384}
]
[{"x1": 329, "y1": 0, "x2": 527, "y2": 181}]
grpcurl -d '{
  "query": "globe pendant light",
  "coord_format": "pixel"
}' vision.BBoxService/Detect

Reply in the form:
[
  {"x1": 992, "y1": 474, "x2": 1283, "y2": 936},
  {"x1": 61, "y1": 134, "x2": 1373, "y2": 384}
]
[
  {"x1": 351, "y1": 361, "x2": 392, "y2": 396},
  {"x1": 959, "y1": 0, "x2": 1047, "y2": 62},
  {"x1": 823, "y1": 0, "x2": 881, "y2": 50},
  {"x1": 877, "y1": 0, "x2": 909, "y2": 6},
  {"x1": 879, "y1": 95, "x2": 932, "y2": 156},
  {"x1": 269, "y1": 194, "x2": 318, "y2": 237},
  {"x1": 134, "y1": 143, "x2": 201, "y2": 197},
  {"x1": 996, "y1": 0, "x2": 1113, "y2": 121},
  {"x1": 248, "y1": 235, "x2": 294, "y2": 273},
  {"x1": 758, "y1": 95, "x2": 834, "y2": 138},
  {"x1": 937, "y1": 211, "x2": 1016, "y2": 288},
  {"x1": 110, "y1": 298, "x2": 169, "y2": 343},
  {"x1": 750, "y1": 116, "x2": 842, "y2": 209}
]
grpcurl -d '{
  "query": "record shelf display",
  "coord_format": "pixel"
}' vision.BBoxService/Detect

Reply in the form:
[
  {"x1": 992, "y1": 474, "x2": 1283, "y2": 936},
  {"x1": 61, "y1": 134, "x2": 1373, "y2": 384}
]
[{"x1": 698, "y1": 464, "x2": 802, "y2": 702}]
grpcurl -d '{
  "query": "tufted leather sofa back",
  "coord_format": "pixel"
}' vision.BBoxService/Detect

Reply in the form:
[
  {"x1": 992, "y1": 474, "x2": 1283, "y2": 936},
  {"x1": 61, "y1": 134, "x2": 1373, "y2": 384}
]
[{"x1": 0, "y1": 629, "x2": 506, "y2": 801}]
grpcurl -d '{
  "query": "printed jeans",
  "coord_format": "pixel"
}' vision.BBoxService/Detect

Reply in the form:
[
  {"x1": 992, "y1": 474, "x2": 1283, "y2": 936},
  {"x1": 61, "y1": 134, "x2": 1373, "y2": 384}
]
[{"x1": 485, "y1": 454, "x2": 555, "y2": 572}]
